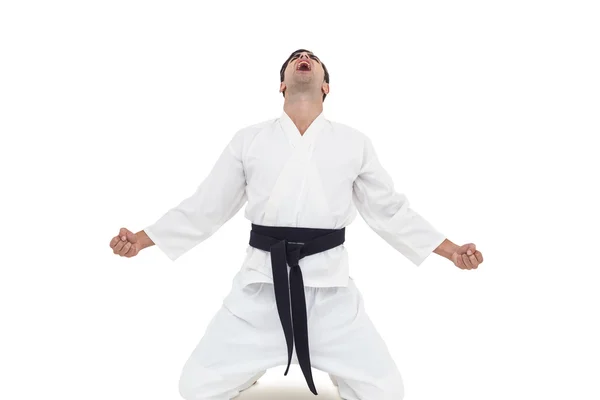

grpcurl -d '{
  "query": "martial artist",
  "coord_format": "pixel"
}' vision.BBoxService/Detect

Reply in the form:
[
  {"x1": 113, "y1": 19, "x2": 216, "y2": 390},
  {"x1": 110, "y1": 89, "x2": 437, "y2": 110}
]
[{"x1": 110, "y1": 49, "x2": 484, "y2": 400}]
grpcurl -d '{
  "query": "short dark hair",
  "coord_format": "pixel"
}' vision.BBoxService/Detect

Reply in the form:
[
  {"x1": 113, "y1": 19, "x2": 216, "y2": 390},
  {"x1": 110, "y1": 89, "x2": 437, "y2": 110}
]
[{"x1": 279, "y1": 49, "x2": 330, "y2": 101}]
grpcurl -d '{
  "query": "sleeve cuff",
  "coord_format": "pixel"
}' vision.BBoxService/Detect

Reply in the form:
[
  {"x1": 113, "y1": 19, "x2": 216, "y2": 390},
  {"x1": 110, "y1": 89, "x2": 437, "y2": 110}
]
[
  {"x1": 144, "y1": 226, "x2": 179, "y2": 262},
  {"x1": 411, "y1": 233, "x2": 447, "y2": 266}
]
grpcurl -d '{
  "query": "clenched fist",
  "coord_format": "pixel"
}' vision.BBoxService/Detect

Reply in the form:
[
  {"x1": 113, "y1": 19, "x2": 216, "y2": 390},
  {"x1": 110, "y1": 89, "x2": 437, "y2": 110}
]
[
  {"x1": 110, "y1": 227, "x2": 142, "y2": 258},
  {"x1": 451, "y1": 243, "x2": 484, "y2": 270}
]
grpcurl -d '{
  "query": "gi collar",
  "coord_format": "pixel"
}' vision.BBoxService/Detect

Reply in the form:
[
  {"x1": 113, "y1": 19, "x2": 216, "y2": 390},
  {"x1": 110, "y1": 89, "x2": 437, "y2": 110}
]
[{"x1": 279, "y1": 110, "x2": 326, "y2": 148}]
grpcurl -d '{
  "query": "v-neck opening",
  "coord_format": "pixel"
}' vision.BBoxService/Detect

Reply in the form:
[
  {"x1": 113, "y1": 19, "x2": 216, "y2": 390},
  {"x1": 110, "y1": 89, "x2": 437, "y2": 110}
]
[{"x1": 279, "y1": 111, "x2": 326, "y2": 148}]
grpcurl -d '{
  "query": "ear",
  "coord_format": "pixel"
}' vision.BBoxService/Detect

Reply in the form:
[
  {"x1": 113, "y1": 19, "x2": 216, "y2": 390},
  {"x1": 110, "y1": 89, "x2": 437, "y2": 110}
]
[
  {"x1": 321, "y1": 82, "x2": 329, "y2": 95},
  {"x1": 279, "y1": 82, "x2": 286, "y2": 93}
]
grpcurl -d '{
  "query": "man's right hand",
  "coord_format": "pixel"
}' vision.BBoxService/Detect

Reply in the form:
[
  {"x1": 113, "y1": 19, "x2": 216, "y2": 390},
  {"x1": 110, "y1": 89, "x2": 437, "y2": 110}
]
[{"x1": 110, "y1": 227, "x2": 142, "y2": 258}]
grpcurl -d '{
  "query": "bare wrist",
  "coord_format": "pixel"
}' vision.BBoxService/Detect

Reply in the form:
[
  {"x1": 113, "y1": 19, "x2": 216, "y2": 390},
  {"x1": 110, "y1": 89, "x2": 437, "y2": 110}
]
[
  {"x1": 136, "y1": 230, "x2": 155, "y2": 250},
  {"x1": 434, "y1": 239, "x2": 458, "y2": 260}
]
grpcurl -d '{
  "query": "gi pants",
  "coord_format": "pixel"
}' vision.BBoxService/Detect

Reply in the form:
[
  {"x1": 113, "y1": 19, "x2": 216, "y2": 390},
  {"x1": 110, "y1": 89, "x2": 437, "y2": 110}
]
[{"x1": 178, "y1": 272, "x2": 405, "y2": 400}]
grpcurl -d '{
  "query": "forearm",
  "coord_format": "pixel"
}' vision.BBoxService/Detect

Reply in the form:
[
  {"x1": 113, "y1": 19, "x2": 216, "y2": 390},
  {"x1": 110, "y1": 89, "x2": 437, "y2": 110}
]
[
  {"x1": 433, "y1": 238, "x2": 459, "y2": 261},
  {"x1": 136, "y1": 230, "x2": 155, "y2": 250}
]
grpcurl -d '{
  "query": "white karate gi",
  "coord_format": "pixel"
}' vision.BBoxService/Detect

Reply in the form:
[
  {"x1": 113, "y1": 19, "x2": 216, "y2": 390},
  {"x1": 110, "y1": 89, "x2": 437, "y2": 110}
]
[{"x1": 144, "y1": 111, "x2": 446, "y2": 399}]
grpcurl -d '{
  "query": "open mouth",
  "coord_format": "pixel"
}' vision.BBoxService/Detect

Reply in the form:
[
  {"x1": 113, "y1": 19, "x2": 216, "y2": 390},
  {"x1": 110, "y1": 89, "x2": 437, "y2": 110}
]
[{"x1": 296, "y1": 60, "x2": 311, "y2": 72}]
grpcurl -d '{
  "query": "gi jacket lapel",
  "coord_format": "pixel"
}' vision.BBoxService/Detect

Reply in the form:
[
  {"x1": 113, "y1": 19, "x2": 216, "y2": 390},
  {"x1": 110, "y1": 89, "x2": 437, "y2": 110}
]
[
  {"x1": 262, "y1": 111, "x2": 327, "y2": 226},
  {"x1": 279, "y1": 110, "x2": 325, "y2": 150}
]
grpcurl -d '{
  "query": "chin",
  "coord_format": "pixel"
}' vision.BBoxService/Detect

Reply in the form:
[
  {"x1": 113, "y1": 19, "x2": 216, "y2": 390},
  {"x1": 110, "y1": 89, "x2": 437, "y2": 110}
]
[{"x1": 295, "y1": 76, "x2": 313, "y2": 83}]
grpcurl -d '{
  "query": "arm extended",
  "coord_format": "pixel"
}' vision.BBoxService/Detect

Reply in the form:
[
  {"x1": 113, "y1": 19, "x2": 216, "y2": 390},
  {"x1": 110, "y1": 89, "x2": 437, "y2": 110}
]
[
  {"x1": 141, "y1": 130, "x2": 247, "y2": 261},
  {"x1": 352, "y1": 134, "x2": 449, "y2": 266}
]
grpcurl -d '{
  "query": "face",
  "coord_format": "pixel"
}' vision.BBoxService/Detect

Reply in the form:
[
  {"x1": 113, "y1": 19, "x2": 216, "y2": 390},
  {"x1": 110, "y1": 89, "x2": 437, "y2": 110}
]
[{"x1": 280, "y1": 51, "x2": 329, "y2": 99}]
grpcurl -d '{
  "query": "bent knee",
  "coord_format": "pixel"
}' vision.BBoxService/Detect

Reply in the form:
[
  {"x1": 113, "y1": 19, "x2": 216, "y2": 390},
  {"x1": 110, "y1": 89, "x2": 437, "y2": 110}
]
[
  {"x1": 378, "y1": 370, "x2": 405, "y2": 400},
  {"x1": 178, "y1": 362, "x2": 223, "y2": 400},
  {"x1": 178, "y1": 362, "x2": 265, "y2": 400}
]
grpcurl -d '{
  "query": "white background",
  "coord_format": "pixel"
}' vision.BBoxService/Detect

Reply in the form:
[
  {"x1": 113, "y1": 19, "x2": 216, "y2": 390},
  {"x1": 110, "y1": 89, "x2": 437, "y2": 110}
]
[{"x1": 1, "y1": 0, "x2": 599, "y2": 399}]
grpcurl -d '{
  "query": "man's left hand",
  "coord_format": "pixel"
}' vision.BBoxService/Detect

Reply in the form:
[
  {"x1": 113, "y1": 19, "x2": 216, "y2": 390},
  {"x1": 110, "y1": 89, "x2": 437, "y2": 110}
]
[{"x1": 451, "y1": 243, "x2": 483, "y2": 270}]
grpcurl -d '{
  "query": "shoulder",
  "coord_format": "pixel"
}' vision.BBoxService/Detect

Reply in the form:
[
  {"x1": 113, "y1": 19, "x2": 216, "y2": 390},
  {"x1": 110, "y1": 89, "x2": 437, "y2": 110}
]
[
  {"x1": 232, "y1": 118, "x2": 278, "y2": 142},
  {"x1": 327, "y1": 119, "x2": 371, "y2": 146},
  {"x1": 238, "y1": 117, "x2": 278, "y2": 135},
  {"x1": 226, "y1": 117, "x2": 278, "y2": 156}
]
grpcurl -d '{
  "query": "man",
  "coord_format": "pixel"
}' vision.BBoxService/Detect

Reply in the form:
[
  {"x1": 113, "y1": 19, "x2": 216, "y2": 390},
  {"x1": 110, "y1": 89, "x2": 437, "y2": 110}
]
[{"x1": 110, "y1": 49, "x2": 484, "y2": 400}]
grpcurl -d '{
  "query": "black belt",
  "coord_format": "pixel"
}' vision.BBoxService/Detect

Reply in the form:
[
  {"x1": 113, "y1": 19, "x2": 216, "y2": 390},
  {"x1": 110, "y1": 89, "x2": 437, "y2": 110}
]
[{"x1": 248, "y1": 223, "x2": 346, "y2": 395}]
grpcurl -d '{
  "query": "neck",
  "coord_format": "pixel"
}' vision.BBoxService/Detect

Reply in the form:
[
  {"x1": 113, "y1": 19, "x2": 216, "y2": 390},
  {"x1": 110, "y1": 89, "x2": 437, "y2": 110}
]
[{"x1": 283, "y1": 94, "x2": 323, "y2": 135}]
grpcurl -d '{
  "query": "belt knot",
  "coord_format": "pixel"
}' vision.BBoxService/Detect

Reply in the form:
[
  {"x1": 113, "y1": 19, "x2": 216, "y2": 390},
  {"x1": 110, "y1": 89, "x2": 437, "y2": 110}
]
[{"x1": 284, "y1": 241, "x2": 305, "y2": 267}]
